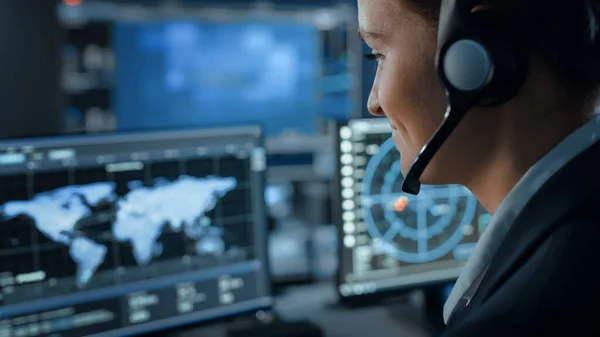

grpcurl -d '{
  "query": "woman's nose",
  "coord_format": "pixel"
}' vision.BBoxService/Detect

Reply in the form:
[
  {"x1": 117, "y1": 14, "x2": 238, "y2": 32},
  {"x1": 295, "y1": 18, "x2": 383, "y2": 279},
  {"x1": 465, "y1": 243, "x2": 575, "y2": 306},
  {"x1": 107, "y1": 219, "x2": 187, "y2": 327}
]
[{"x1": 367, "y1": 90, "x2": 384, "y2": 116}]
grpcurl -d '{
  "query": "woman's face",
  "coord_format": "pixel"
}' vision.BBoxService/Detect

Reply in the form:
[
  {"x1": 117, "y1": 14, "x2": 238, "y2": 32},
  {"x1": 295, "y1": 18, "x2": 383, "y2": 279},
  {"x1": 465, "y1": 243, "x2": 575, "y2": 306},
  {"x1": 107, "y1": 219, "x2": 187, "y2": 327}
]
[{"x1": 358, "y1": 0, "x2": 488, "y2": 185}]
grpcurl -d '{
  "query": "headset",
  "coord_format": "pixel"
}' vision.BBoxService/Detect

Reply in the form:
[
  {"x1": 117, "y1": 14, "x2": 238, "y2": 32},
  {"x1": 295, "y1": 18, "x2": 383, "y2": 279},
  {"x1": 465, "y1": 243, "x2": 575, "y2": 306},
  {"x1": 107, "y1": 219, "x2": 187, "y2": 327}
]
[
  {"x1": 401, "y1": 0, "x2": 600, "y2": 195},
  {"x1": 401, "y1": 0, "x2": 532, "y2": 194}
]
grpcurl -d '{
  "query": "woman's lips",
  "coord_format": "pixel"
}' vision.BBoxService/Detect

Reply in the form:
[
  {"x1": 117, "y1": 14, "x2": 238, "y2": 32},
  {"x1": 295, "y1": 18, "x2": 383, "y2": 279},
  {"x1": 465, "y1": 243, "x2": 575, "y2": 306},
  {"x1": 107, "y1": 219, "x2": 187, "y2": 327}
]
[{"x1": 390, "y1": 123, "x2": 398, "y2": 131}]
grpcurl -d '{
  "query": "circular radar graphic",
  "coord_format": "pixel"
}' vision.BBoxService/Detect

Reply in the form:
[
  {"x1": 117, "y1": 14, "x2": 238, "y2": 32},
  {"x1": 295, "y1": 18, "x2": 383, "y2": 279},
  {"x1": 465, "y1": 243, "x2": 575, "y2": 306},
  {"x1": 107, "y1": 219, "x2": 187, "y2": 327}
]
[{"x1": 360, "y1": 138, "x2": 478, "y2": 264}]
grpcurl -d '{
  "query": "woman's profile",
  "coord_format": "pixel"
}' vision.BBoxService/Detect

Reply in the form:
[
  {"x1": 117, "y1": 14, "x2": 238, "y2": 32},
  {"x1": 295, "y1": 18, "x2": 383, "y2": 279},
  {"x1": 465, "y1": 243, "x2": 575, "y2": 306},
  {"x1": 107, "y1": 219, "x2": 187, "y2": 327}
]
[{"x1": 358, "y1": 0, "x2": 600, "y2": 335}]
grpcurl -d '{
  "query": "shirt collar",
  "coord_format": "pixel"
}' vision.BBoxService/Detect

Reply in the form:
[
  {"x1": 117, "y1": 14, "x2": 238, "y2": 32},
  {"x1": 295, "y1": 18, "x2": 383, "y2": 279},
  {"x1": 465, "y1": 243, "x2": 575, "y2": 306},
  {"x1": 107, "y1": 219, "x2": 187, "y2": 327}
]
[{"x1": 443, "y1": 113, "x2": 600, "y2": 324}]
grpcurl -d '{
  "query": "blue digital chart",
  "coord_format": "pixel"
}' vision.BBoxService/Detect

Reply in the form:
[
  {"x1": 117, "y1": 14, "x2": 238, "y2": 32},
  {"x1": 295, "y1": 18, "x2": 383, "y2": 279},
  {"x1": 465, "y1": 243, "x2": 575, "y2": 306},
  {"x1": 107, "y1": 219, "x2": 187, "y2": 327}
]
[
  {"x1": 359, "y1": 138, "x2": 481, "y2": 264},
  {"x1": 113, "y1": 20, "x2": 320, "y2": 136},
  {"x1": 337, "y1": 121, "x2": 491, "y2": 291}
]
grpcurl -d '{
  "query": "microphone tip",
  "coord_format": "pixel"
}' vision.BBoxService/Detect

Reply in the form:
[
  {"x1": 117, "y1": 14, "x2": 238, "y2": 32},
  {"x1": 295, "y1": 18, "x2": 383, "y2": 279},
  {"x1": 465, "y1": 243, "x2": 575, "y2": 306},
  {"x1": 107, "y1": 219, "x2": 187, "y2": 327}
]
[{"x1": 401, "y1": 178, "x2": 421, "y2": 195}]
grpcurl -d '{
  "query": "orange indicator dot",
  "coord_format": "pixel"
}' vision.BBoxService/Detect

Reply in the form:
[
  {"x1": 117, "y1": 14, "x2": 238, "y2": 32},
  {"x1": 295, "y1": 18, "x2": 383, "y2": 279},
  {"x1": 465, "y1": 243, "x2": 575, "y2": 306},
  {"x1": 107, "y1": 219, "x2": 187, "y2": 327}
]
[{"x1": 394, "y1": 196, "x2": 409, "y2": 212}]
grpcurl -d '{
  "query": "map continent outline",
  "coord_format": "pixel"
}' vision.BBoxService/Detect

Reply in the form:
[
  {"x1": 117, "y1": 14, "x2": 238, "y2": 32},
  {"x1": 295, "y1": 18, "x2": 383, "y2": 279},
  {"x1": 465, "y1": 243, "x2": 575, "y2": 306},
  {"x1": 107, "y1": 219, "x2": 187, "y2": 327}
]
[{"x1": 1, "y1": 175, "x2": 237, "y2": 288}]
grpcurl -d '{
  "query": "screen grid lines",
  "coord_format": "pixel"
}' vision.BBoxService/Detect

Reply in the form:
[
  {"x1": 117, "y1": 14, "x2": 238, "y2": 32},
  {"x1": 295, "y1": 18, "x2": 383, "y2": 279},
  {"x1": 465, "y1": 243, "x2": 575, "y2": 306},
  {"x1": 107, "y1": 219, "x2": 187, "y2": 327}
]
[{"x1": 0, "y1": 151, "x2": 258, "y2": 306}]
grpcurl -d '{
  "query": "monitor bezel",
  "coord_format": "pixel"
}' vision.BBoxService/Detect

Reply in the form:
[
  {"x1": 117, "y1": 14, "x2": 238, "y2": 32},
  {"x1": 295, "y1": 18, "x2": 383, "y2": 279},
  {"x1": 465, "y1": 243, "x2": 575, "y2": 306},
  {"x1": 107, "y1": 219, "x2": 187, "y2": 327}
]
[{"x1": 0, "y1": 124, "x2": 274, "y2": 336}]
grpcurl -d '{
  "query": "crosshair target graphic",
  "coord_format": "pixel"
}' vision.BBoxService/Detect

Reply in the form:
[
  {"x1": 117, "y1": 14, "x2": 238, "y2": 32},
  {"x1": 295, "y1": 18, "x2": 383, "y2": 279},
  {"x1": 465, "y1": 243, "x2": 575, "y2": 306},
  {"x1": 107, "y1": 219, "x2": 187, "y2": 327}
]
[{"x1": 360, "y1": 138, "x2": 479, "y2": 264}]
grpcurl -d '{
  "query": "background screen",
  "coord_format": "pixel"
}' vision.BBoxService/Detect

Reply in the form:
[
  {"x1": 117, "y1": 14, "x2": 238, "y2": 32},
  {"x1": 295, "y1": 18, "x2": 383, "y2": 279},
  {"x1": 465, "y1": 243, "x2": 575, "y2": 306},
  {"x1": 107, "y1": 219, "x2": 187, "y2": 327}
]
[{"x1": 114, "y1": 21, "x2": 319, "y2": 136}]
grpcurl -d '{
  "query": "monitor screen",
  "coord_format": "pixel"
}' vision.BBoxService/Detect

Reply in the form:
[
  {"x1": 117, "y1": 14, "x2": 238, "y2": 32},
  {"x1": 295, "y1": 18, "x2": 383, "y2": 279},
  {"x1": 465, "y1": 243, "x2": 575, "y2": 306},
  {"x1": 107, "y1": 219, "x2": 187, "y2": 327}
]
[
  {"x1": 319, "y1": 27, "x2": 354, "y2": 121},
  {"x1": 113, "y1": 21, "x2": 320, "y2": 137},
  {"x1": 0, "y1": 126, "x2": 270, "y2": 336},
  {"x1": 268, "y1": 226, "x2": 312, "y2": 283},
  {"x1": 334, "y1": 119, "x2": 491, "y2": 300}
]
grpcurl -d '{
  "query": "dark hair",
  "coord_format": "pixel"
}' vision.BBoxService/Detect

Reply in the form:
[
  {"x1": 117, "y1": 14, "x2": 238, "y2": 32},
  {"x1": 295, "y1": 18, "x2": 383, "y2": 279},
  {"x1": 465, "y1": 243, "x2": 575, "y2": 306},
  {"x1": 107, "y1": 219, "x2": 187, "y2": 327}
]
[{"x1": 405, "y1": 0, "x2": 600, "y2": 97}]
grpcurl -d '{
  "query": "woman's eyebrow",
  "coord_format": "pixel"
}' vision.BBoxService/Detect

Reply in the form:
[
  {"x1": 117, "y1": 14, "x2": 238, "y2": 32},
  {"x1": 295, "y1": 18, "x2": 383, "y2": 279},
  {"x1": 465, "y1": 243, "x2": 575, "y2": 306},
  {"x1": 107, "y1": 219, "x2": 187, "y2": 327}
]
[{"x1": 357, "y1": 30, "x2": 387, "y2": 43}]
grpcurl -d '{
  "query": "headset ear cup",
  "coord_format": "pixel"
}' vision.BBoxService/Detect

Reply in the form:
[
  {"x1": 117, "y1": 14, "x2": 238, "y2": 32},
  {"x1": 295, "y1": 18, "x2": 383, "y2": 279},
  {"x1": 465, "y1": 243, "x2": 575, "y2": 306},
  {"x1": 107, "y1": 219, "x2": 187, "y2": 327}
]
[
  {"x1": 439, "y1": 38, "x2": 529, "y2": 107},
  {"x1": 442, "y1": 39, "x2": 493, "y2": 92}
]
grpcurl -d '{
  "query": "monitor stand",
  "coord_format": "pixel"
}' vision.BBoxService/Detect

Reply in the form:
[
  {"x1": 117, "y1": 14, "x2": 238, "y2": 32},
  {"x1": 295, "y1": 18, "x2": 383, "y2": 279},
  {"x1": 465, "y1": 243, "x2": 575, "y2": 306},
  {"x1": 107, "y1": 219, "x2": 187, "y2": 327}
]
[
  {"x1": 385, "y1": 287, "x2": 446, "y2": 337},
  {"x1": 224, "y1": 310, "x2": 323, "y2": 337}
]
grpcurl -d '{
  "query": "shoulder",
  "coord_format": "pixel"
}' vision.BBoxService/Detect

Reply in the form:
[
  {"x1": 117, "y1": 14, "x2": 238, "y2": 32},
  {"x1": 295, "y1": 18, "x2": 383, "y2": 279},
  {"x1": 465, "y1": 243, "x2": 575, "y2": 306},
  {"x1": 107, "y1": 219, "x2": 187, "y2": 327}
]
[{"x1": 443, "y1": 209, "x2": 600, "y2": 337}]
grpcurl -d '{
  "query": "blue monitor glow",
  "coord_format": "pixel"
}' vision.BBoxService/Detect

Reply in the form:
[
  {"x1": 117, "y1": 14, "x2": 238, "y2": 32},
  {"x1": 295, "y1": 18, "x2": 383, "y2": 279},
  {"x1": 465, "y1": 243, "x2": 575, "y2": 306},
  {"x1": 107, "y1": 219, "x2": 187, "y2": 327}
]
[
  {"x1": 113, "y1": 21, "x2": 320, "y2": 137},
  {"x1": 0, "y1": 126, "x2": 270, "y2": 336},
  {"x1": 334, "y1": 119, "x2": 491, "y2": 300},
  {"x1": 319, "y1": 28, "x2": 354, "y2": 121}
]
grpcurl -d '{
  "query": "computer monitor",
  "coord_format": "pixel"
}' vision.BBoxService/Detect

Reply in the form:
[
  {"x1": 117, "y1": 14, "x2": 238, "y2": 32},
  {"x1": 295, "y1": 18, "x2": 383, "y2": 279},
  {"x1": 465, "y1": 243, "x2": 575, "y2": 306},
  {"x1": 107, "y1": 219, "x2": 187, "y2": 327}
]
[
  {"x1": 113, "y1": 20, "x2": 319, "y2": 138},
  {"x1": 58, "y1": 3, "x2": 351, "y2": 158},
  {"x1": 265, "y1": 183, "x2": 309, "y2": 283},
  {"x1": 0, "y1": 126, "x2": 270, "y2": 336},
  {"x1": 333, "y1": 119, "x2": 491, "y2": 302},
  {"x1": 319, "y1": 22, "x2": 356, "y2": 122}
]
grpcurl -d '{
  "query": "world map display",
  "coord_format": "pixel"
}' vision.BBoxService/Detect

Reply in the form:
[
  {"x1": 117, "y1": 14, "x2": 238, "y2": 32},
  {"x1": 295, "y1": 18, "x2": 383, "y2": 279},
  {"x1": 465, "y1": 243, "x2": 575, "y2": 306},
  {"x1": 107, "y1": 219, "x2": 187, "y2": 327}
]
[{"x1": 0, "y1": 175, "x2": 236, "y2": 288}]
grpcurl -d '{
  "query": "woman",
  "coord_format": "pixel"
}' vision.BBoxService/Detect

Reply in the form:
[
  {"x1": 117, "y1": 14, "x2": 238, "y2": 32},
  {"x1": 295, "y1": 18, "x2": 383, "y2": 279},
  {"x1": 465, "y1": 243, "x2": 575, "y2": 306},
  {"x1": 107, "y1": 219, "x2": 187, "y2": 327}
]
[{"x1": 359, "y1": 0, "x2": 600, "y2": 336}]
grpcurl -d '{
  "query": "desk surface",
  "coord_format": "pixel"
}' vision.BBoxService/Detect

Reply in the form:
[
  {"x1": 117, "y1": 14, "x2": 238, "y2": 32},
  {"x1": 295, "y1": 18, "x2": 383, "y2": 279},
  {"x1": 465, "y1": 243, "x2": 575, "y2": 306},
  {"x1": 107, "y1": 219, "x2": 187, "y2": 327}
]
[{"x1": 167, "y1": 283, "x2": 431, "y2": 337}]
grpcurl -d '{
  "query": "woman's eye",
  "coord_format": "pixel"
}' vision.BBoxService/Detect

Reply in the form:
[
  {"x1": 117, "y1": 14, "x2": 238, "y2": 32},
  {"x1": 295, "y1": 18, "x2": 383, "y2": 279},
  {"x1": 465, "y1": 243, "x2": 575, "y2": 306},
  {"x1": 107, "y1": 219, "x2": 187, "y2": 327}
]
[{"x1": 364, "y1": 53, "x2": 383, "y2": 62}]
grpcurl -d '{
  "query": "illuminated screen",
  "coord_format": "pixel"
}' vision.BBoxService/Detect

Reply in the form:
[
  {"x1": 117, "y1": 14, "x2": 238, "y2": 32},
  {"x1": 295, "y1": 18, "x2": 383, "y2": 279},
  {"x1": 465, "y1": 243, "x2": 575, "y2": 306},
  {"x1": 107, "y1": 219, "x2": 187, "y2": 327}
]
[
  {"x1": 0, "y1": 126, "x2": 270, "y2": 336},
  {"x1": 113, "y1": 21, "x2": 319, "y2": 136},
  {"x1": 335, "y1": 119, "x2": 491, "y2": 299}
]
